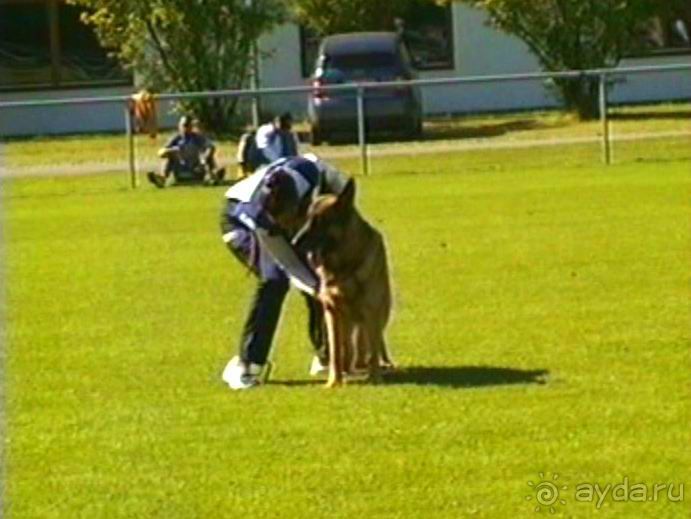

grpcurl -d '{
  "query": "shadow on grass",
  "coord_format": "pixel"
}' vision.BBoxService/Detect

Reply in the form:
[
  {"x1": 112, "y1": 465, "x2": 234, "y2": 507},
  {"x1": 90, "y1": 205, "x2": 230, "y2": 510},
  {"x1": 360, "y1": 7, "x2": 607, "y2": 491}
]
[
  {"x1": 267, "y1": 379, "x2": 324, "y2": 387},
  {"x1": 384, "y1": 365, "x2": 549, "y2": 388},
  {"x1": 609, "y1": 110, "x2": 691, "y2": 121},
  {"x1": 321, "y1": 118, "x2": 570, "y2": 145},
  {"x1": 268, "y1": 365, "x2": 549, "y2": 389},
  {"x1": 423, "y1": 119, "x2": 559, "y2": 141}
]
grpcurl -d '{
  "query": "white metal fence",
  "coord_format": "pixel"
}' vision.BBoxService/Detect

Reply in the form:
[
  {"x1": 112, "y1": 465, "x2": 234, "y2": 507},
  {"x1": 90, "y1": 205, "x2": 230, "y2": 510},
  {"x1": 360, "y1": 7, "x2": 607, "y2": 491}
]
[{"x1": 1, "y1": 63, "x2": 690, "y2": 185}]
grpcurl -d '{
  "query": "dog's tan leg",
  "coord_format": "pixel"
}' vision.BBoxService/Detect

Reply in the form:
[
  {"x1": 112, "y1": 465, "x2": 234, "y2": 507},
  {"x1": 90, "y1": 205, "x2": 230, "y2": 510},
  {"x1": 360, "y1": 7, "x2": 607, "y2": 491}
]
[
  {"x1": 365, "y1": 324, "x2": 382, "y2": 384},
  {"x1": 375, "y1": 307, "x2": 395, "y2": 371},
  {"x1": 344, "y1": 324, "x2": 356, "y2": 374},
  {"x1": 349, "y1": 324, "x2": 367, "y2": 373},
  {"x1": 380, "y1": 340, "x2": 395, "y2": 371},
  {"x1": 333, "y1": 309, "x2": 347, "y2": 386},
  {"x1": 324, "y1": 307, "x2": 344, "y2": 387}
]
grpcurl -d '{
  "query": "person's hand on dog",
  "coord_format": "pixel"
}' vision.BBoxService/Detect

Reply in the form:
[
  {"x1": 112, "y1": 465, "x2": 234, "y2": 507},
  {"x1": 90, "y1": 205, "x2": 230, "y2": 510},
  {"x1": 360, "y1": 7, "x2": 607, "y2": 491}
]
[
  {"x1": 317, "y1": 281, "x2": 342, "y2": 311},
  {"x1": 313, "y1": 264, "x2": 339, "y2": 310}
]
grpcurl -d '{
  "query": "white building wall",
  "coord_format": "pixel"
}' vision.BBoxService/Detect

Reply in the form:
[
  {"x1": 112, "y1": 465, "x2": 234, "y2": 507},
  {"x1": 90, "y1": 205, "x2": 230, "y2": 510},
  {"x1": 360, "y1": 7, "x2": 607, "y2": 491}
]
[
  {"x1": 612, "y1": 53, "x2": 691, "y2": 104},
  {"x1": 421, "y1": 4, "x2": 558, "y2": 114},
  {"x1": 257, "y1": 23, "x2": 309, "y2": 120},
  {"x1": 0, "y1": 86, "x2": 133, "y2": 137}
]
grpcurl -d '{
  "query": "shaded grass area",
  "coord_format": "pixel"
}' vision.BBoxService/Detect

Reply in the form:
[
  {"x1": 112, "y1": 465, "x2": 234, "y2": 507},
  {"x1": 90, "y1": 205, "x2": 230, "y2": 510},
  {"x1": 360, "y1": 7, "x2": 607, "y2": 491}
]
[
  {"x1": 2, "y1": 153, "x2": 690, "y2": 517},
  {"x1": 423, "y1": 103, "x2": 691, "y2": 142}
]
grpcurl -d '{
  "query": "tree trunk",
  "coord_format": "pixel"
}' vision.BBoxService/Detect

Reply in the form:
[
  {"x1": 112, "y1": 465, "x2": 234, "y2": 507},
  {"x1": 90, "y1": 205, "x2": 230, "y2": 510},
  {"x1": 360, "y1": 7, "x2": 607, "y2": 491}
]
[
  {"x1": 179, "y1": 97, "x2": 240, "y2": 135},
  {"x1": 555, "y1": 76, "x2": 601, "y2": 120}
]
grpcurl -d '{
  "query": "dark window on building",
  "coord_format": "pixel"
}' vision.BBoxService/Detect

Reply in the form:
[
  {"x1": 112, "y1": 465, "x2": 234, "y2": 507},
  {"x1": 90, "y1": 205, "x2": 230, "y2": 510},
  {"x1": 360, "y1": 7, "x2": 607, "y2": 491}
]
[
  {"x1": 299, "y1": 1, "x2": 454, "y2": 77},
  {"x1": 0, "y1": 0, "x2": 131, "y2": 90},
  {"x1": 0, "y1": 1, "x2": 52, "y2": 87},
  {"x1": 635, "y1": 8, "x2": 691, "y2": 55},
  {"x1": 299, "y1": 25, "x2": 321, "y2": 78},
  {"x1": 397, "y1": 1, "x2": 454, "y2": 71}
]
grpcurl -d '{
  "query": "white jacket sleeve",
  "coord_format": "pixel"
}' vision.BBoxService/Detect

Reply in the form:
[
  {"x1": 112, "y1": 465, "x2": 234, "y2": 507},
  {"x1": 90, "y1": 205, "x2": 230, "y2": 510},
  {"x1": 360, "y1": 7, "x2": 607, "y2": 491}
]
[
  {"x1": 255, "y1": 228, "x2": 319, "y2": 296},
  {"x1": 255, "y1": 124, "x2": 282, "y2": 162}
]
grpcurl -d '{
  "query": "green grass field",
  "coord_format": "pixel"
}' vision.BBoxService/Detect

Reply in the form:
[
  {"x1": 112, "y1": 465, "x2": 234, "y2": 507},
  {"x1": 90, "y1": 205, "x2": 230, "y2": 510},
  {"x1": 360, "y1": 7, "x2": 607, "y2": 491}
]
[{"x1": 2, "y1": 145, "x2": 690, "y2": 517}]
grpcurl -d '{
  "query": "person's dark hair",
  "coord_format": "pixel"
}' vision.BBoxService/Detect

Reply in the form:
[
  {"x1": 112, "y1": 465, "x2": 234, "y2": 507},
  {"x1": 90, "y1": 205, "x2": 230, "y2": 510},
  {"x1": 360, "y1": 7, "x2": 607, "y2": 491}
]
[
  {"x1": 263, "y1": 171, "x2": 298, "y2": 218},
  {"x1": 179, "y1": 115, "x2": 194, "y2": 127},
  {"x1": 276, "y1": 112, "x2": 293, "y2": 129}
]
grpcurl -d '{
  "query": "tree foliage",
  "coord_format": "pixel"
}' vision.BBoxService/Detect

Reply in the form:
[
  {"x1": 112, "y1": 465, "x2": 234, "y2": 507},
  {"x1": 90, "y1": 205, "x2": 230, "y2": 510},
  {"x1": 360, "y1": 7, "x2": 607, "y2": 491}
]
[
  {"x1": 289, "y1": 0, "x2": 418, "y2": 36},
  {"x1": 443, "y1": 0, "x2": 685, "y2": 118},
  {"x1": 68, "y1": 0, "x2": 285, "y2": 132}
]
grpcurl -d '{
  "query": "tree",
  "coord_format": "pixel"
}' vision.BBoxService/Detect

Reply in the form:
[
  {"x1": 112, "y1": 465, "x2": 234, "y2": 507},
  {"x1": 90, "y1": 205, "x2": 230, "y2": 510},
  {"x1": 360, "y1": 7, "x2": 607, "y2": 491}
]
[
  {"x1": 289, "y1": 0, "x2": 418, "y2": 36},
  {"x1": 441, "y1": 0, "x2": 684, "y2": 119},
  {"x1": 68, "y1": 0, "x2": 286, "y2": 132}
]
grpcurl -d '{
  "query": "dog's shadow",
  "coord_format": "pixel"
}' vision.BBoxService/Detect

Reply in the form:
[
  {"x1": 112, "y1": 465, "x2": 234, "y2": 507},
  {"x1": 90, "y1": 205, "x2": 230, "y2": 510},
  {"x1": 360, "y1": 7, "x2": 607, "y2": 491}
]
[
  {"x1": 384, "y1": 365, "x2": 549, "y2": 388},
  {"x1": 269, "y1": 365, "x2": 549, "y2": 389}
]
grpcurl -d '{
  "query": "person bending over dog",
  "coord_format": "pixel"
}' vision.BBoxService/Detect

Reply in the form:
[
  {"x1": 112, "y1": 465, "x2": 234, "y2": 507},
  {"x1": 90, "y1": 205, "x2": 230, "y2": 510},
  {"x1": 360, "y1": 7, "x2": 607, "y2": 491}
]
[
  {"x1": 148, "y1": 115, "x2": 225, "y2": 188},
  {"x1": 219, "y1": 154, "x2": 349, "y2": 390}
]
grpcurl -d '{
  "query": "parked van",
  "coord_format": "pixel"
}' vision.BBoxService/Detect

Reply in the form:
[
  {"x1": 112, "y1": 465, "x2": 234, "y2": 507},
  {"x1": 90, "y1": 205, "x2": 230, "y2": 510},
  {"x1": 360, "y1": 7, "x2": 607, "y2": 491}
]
[{"x1": 307, "y1": 32, "x2": 423, "y2": 144}]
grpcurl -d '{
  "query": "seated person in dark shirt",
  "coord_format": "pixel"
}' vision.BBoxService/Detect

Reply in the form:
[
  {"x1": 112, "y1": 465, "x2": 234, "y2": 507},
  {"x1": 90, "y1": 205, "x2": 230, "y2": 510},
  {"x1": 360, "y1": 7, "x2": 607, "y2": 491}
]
[{"x1": 148, "y1": 115, "x2": 225, "y2": 188}]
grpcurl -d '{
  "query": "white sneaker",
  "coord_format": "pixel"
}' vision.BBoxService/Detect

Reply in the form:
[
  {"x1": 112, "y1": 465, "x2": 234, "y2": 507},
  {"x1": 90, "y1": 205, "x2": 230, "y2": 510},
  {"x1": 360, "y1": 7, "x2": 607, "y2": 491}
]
[
  {"x1": 309, "y1": 356, "x2": 329, "y2": 376},
  {"x1": 222, "y1": 356, "x2": 263, "y2": 390}
]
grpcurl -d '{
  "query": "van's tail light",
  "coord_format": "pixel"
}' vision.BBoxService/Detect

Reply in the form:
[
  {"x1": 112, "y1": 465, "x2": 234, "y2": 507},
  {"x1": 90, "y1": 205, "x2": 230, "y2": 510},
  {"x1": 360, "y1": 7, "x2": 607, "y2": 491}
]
[{"x1": 312, "y1": 79, "x2": 329, "y2": 100}]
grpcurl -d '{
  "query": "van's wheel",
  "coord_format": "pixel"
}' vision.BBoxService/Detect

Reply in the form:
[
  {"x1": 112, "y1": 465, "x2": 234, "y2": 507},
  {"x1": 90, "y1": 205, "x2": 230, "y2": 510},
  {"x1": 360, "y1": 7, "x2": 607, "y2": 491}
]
[
  {"x1": 404, "y1": 117, "x2": 423, "y2": 140},
  {"x1": 311, "y1": 126, "x2": 324, "y2": 146},
  {"x1": 415, "y1": 117, "x2": 423, "y2": 137}
]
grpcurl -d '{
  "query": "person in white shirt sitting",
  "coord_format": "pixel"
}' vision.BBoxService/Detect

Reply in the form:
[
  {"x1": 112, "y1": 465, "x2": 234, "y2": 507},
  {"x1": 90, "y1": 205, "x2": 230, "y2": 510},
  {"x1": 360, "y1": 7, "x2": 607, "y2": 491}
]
[{"x1": 255, "y1": 112, "x2": 300, "y2": 165}]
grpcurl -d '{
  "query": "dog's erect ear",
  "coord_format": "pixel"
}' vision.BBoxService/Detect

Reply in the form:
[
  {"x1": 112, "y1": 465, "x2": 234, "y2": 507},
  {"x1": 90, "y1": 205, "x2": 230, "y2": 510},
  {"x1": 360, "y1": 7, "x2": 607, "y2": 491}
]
[{"x1": 336, "y1": 178, "x2": 355, "y2": 213}]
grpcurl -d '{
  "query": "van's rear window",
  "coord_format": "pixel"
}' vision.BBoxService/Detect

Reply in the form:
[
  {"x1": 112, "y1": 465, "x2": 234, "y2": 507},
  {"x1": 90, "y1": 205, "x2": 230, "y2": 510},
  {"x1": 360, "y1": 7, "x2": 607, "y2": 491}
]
[{"x1": 330, "y1": 52, "x2": 397, "y2": 70}]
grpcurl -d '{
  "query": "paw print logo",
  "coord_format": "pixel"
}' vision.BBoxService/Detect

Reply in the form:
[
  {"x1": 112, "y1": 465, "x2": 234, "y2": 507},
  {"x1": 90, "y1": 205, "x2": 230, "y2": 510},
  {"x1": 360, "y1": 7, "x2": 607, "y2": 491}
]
[{"x1": 525, "y1": 472, "x2": 568, "y2": 513}]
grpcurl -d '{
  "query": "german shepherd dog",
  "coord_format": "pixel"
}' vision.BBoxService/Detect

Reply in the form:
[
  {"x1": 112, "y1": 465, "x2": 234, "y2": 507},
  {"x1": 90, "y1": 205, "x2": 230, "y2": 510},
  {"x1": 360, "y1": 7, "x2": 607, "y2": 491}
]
[{"x1": 295, "y1": 178, "x2": 394, "y2": 387}]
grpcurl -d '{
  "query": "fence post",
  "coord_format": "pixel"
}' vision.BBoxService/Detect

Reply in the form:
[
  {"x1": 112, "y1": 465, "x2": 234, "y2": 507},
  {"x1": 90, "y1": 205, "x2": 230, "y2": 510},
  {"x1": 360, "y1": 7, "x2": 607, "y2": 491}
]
[
  {"x1": 356, "y1": 86, "x2": 369, "y2": 176},
  {"x1": 247, "y1": 0, "x2": 261, "y2": 127},
  {"x1": 251, "y1": 95, "x2": 260, "y2": 128},
  {"x1": 599, "y1": 73, "x2": 611, "y2": 165},
  {"x1": 124, "y1": 102, "x2": 138, "y2": 188}
]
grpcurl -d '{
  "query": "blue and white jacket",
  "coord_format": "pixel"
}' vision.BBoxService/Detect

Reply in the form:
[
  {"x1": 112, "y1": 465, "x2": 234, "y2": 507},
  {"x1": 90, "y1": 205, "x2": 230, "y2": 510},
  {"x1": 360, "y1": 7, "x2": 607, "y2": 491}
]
[{"x1": 223, "y1": 154, "x2": 348, "y2": 296}]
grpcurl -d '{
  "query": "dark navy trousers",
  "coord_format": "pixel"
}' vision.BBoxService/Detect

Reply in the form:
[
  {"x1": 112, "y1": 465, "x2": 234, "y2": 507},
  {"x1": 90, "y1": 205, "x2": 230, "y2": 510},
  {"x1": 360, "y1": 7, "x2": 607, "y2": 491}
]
[{"x1": 221, "y1": 203, "x2": 324, "y2": 365}]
